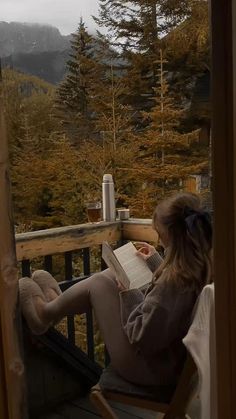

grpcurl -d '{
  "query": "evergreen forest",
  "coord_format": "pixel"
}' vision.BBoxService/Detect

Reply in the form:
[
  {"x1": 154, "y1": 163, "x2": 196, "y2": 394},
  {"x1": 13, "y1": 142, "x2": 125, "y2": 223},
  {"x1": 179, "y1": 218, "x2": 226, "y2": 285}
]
[{"x1": 2, "y1": 0, "x2": 210, "y2": 232}]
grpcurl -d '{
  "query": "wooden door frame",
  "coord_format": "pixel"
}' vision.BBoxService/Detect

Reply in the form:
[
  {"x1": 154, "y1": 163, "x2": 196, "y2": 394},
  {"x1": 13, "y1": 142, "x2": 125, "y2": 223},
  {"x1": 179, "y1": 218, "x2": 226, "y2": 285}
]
[
  {"x1": 211, "y1": 0, "x2": 236, "y2": 417},
  {"x1": 0, "y1": 83, "x2": 28, "y2": 418}
]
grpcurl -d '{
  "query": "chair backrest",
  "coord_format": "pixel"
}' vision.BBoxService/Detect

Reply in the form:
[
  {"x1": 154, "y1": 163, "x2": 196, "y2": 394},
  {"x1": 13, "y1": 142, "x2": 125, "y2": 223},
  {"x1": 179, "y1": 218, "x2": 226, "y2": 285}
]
[
  {"x1": 183, "y1": 284, "x2": 217, "y2": 419},
  {"x1": 163, "y1": 352, "x2": 197, "y2": 419}
]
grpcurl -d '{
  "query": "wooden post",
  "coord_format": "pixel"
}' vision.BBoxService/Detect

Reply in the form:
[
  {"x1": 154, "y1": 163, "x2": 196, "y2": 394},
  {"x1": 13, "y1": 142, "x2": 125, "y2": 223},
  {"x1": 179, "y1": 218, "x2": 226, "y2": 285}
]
[
  {"x1": 211, "y1": 0, "x2": 236, "y2": 417},
  {"x1": 0, "y1": 70, "x2": 28, "y2": 417}
]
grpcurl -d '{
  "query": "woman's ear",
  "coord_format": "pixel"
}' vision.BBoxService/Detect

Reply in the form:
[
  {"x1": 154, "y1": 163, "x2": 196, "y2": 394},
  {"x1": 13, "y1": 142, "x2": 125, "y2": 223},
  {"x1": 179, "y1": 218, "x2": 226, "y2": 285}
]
[
  {"x1": 157, "y1": 224, "x2": 169, "y2": 249},
  {"x1": 159, "y1": 236, "x2": 168, "y2": 249}
]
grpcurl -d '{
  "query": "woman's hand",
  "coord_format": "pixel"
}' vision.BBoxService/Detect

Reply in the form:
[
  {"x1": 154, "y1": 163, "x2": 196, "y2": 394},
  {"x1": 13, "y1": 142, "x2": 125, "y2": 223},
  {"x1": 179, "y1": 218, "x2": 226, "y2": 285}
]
[
  {"x1": 135, "y1": 242, "x2": 156, "y2": 261},
  {"x1": 115, "y1": 274, "x2": 127, "y2": 291},
  {"x1": 117, "y1": 281, "x2": 127, "y2": 291}
]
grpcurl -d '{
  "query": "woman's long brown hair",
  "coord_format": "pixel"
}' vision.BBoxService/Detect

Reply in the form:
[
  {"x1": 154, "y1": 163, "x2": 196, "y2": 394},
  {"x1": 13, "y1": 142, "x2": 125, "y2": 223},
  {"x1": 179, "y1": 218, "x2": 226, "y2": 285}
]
[{"x1": 153, "y1": 193, "x2": 212, "y2": 291}]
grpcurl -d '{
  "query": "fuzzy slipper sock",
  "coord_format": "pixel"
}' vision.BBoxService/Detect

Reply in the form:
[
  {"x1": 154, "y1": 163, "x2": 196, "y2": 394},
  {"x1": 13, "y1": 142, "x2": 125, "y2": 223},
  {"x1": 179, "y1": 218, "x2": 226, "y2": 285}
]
[
  {"x1": 32, "y1": 270, "x2": 62, "y2": 302},
  {"x1": 19, "y1": 277, "x2": 52, "y2": 335}
]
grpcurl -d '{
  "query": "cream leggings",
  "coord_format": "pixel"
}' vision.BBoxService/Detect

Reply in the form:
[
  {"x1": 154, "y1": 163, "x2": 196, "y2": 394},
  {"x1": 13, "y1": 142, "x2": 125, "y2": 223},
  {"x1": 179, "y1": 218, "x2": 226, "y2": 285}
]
[{"x1": 45, "y1": 268, "x2": 157, "y2": 385}]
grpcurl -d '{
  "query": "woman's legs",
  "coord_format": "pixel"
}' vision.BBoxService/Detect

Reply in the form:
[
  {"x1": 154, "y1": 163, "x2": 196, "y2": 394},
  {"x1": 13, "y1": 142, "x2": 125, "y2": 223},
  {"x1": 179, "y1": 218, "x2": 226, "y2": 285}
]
[{"x1": 35, "y1": 269, "x2": 157, "y2": 385}]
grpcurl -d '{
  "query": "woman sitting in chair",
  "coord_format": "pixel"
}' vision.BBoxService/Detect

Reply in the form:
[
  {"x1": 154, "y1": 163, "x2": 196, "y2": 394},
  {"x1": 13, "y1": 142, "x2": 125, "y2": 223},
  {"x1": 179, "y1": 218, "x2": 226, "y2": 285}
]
[{"x1": 19, "y1": 192, "x2": 212, "y2": 387}]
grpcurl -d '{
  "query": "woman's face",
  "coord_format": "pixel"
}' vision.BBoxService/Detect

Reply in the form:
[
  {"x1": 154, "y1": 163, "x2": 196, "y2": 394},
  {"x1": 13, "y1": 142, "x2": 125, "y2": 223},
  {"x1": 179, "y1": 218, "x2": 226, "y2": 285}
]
[{"x1": 154, "y1": 218, "x2": 169, "y2": 248}]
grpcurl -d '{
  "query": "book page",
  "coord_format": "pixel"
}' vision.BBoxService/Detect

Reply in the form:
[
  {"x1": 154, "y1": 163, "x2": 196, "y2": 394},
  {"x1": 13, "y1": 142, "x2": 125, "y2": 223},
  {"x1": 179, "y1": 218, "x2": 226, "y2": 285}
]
[
  {"x1": 102, "y1": 242, "x2": 130, "y2": 288},
  {"x1": 114, "y1": 242, "x2": 152, "y2": 289}
]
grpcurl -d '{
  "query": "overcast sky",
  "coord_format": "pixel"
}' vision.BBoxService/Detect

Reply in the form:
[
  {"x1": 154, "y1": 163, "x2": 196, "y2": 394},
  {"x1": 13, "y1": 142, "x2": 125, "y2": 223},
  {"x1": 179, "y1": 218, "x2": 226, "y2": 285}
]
[{"x1": 1, "y1": 0, "x2": 100, "y2": 35}]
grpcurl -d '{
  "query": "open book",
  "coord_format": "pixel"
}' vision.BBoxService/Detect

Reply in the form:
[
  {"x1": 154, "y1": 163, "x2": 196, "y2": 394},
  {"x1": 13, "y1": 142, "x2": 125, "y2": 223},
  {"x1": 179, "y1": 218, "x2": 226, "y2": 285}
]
[{"x1": 102, "y1": 241, "x2": 153, "y2": 289}]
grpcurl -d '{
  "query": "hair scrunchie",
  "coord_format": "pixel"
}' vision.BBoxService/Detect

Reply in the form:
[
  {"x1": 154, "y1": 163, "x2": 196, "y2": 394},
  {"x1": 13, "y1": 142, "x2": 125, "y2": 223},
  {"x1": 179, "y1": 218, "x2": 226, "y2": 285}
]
[{"x1": 183, "y1": 207, "x2": 212, "y2": 241}]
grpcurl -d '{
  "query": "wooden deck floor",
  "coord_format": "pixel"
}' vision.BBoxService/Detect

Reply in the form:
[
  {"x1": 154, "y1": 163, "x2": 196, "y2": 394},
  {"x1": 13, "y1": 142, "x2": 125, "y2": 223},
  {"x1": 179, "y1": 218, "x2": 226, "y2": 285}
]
[
  {"x1": 37, "y1": 395, "x2": 162, "y2": 419},
  {"x1": 36, "y1": 394, "x2": 199, "y2": 419}
]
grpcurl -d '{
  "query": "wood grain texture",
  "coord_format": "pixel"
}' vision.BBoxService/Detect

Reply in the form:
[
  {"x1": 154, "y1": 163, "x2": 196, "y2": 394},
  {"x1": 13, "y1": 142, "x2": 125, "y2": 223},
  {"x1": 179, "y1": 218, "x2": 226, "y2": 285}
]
[
  {"x1": 121, "y1": 219, "x2": 158, "y2": 244},
  {"x1": 0, "y1": 313, "x2": 9, "y2": 419},
  {"x1": 0, "y1": 88, "x2": 28, "y2": 418},
  {"x1": 211, "y1": 0, "x2": 236, "y2": 417},
  {"x1": 15, "y1": 219, "x2": 158, "y2": 262},
  {"x1": 16, "y1": 222, "x2": 122, "y2": 261}
]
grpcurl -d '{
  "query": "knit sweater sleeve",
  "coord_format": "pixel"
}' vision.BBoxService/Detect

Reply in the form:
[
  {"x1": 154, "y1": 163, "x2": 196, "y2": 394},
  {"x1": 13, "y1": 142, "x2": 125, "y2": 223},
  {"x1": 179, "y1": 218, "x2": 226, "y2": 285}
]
[
  {"x1": 119, "y1": 277, "x2": 188, "y2": 357},
  {"x1": 145, "y1": 251, "x2": 163, "y2": 273}
]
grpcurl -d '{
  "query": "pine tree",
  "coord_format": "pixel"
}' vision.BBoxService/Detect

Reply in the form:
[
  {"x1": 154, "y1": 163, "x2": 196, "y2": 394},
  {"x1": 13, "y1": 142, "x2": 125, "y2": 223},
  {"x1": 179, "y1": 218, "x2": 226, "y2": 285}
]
[
  {"x1": 94, "y1": 0, "x2": 163, "y2": 112},
  {"x1": 141, "y1": 49, "x2": 208, "y2": 198},
  {"x1": 95, "y1": 0, "x2": 208, "y2": 63},
  {"x1": 76, "y1": 67, "x2": 142, "y2": 208},
  {"x1": 162, "y1": 0, "x2": 209, "y2": 103},
  {"x1": 56, "y1": 19, "x2": 103, "y2": 142},
  {"x1": 95, "y1": 0, "x2": 161, "y2": 52},
  {"x1": 95, "y1": 0, "x2": 209, "y2": 113}
]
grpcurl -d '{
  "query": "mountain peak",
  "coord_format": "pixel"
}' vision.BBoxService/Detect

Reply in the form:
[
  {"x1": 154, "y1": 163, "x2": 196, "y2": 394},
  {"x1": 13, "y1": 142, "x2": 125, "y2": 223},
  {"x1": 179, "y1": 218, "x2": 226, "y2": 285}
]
[{"x1": 0, "y1": 21, "x2": 70, "y2": 57}]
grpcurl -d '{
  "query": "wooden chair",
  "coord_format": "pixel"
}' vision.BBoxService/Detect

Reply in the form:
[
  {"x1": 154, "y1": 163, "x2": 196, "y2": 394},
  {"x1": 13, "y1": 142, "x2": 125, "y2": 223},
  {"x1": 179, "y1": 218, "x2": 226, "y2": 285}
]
[{"x1": 90, "y1": 352, "x2": 197, "y2": 419}]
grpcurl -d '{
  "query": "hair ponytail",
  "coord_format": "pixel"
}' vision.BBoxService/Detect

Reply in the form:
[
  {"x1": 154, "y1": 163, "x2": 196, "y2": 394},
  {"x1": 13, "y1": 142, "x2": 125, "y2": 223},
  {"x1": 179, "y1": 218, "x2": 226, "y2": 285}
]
[{"x1": 153, "y1": 193, "x2": 212, "y2": 290}]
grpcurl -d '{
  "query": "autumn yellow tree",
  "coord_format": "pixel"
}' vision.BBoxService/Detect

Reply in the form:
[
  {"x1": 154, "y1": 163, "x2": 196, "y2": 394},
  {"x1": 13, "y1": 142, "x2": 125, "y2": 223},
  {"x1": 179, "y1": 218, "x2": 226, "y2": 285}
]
[
  {"x1": 140, "y1": 50, "x2": 208, "y2": 200},
  {"x1": 2, "y1": 69, "x2": 86, "y2": 229},
  {"x1": 76, "y1": 67, "x2": 143, "y2": 210}
]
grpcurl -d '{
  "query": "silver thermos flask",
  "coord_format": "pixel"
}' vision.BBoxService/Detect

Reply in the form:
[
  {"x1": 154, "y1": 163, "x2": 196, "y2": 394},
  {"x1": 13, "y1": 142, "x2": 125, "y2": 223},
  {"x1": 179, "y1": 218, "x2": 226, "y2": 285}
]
[{"x1": 102, "y1": 174, "x2": 116, "y2": 221}]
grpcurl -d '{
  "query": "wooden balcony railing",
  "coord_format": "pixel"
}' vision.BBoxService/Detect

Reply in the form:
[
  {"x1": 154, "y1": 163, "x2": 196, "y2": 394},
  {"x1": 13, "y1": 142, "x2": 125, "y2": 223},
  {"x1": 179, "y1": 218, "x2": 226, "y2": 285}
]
[{"x1": 16, "y1": 219, "x2": 158, "y2": 376}]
